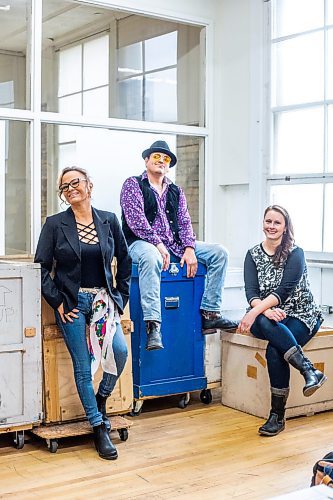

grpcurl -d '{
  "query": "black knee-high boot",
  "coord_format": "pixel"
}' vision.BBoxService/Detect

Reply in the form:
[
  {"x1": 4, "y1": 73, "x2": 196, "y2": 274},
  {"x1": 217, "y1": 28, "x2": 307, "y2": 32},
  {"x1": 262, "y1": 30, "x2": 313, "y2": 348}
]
[
  {"x1": 284, "y1": 345, "x2": 327, "y2": 397},
  {"x1": 258, "y1": 388, "x2": 289, "y2": 436},
  {"x1": 96, "y1": 393, "x2": 111, "y2": 432}
]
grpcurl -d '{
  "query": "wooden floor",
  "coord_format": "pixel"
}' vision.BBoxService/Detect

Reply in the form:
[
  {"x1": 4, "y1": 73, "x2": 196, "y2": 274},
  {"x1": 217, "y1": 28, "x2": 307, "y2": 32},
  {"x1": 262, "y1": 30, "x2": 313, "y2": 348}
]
[{"x1": 1, "y1": 390, "x2": 332, "y2": 499}]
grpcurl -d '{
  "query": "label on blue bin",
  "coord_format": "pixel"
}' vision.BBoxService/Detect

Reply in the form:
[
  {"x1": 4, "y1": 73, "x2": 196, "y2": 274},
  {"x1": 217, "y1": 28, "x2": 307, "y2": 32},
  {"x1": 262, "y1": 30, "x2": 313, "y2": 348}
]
[{"x1": 164, "y1": 297, "x2": 180, "y2": 309}]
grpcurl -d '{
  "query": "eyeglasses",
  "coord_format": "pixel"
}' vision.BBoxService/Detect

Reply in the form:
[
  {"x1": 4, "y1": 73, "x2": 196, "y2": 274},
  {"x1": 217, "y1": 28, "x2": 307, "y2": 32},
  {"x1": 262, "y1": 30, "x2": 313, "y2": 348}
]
[
  {"x1": 59, "y1": 177, "x2": 87, "y2": 193},
  {"x1": 151, "y1": 153, "x2": 172, "y2": 165}
]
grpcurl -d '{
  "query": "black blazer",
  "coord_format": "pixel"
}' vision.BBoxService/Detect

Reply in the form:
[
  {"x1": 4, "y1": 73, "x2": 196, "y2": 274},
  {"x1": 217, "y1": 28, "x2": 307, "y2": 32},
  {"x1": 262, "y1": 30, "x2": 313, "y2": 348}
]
[{"x1": 34, "y1": 207, "x2": 131, "y2": 315}]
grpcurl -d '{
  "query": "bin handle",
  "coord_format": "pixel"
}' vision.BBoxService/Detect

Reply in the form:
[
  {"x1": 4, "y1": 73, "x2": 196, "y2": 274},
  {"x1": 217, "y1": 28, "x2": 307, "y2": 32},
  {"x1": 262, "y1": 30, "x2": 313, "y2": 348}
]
[{"x1": 169, "y1": 263, "x2": 179, "y2": 276}]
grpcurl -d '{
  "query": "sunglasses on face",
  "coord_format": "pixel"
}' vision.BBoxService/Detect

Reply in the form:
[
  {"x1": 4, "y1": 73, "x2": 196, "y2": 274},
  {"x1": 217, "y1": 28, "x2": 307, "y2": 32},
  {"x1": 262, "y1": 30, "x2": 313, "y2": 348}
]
[
  {"x1": 59, "y1": 177, "x2": 87, "y2": 193},
  {"x1": 151, "y1": 153, "x2": 172, "y2": 164}
]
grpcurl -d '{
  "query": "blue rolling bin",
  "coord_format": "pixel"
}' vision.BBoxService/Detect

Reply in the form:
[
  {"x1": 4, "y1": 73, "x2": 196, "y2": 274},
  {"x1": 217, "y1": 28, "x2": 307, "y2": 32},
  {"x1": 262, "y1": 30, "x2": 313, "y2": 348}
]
[{"x1": 129, "y1": 262, "x2": 207, "y2": 413}]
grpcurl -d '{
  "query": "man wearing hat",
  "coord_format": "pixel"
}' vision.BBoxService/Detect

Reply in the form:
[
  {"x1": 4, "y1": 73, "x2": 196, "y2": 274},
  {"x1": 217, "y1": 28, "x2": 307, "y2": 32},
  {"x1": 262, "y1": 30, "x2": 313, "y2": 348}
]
[{"x1": 120, "y1": 140, "x2": 238, "y2": 350}]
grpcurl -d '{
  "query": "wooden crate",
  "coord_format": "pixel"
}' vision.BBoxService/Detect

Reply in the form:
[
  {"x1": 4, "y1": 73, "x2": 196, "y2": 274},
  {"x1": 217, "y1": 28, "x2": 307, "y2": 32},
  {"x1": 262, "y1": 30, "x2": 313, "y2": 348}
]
[
  {"x1": 42, "y1": 319, "x2": 133, "y2": 424},
  {"x1": 221, "y1": 327, "x2": 333, "y2": 419}
]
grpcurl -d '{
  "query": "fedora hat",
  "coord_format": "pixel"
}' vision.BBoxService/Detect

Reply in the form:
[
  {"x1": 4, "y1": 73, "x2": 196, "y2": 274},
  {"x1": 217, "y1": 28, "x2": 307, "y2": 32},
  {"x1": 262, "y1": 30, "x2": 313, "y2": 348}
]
[{"x1": 142, "y1": 140, "x2": 177, "y2": 168}]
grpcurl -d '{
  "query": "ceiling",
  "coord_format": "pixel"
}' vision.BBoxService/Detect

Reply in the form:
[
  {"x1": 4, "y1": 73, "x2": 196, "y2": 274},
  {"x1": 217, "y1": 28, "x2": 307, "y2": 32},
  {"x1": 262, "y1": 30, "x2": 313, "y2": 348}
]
[{"x1": 0, "y1": 0, "x2": 129, "y2": 52}]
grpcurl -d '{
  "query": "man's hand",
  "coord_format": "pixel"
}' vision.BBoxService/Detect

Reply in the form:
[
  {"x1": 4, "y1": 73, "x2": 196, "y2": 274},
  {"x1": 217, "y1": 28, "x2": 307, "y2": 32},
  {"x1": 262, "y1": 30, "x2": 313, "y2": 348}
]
[
  {"x1": 180, "y1": 247, "x2": 198, "y2": 278},
  {"x1": 156, "y1": 242, "x2": 170, "y2": 271},
  {"x1": 263, "y1": 308, "x2": 286, "y2": 322},
  {"x1": 57, "y1": 303, "x2": 79, "y2": 323}
]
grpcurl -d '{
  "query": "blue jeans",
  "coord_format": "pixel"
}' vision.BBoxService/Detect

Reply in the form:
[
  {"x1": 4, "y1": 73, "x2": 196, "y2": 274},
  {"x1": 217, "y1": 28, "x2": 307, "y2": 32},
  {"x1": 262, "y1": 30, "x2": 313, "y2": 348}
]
[
  {"x1": 55, "y1": 292, "x2": 128, "y2": 427},
  {"x1": 250, "y1": 314, "x2": 321, "y2": 389},
  {"x1": 129, "y1": 240, "x2": 228, "y2": 322}
]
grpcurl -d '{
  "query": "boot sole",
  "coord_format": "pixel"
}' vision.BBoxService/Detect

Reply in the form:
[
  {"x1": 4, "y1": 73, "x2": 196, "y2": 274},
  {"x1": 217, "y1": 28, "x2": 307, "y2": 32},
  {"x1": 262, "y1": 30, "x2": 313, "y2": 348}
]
[
  {"x1": 303, "y1": 375, "x2": 327, "y2": 397},
  {"x1": 258, "y1": 425, "x2": 285, "y2": 437},
  {"x1": 98, "y1": 452, "x2": 118, "y2": 460},
  {"x1": 202, "y1": 327, "x2": 237, "y2": 334},
  {"x1": 146, "y1": 344, "x2": 164, "y2": 351}
]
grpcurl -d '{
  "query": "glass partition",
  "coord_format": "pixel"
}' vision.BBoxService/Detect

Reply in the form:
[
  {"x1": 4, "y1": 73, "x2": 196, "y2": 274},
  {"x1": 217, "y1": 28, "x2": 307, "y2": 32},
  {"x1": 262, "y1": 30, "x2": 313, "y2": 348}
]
[
  {"x1": 0, "y1": 120, "x2": 30, "y2": 255},
  {"x1": 41, "y1": 0, "x2": 204, "y2": 125},
  {"x1": 0, "y1": 1, "x2": 31, "y2": 110},
  {"x1": 41, "y1": 125, "x2": 203, "y2": 237}
]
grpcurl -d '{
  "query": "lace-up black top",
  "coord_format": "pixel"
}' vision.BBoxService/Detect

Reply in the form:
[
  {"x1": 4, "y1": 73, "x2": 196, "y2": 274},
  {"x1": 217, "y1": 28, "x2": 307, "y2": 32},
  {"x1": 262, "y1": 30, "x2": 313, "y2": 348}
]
[{"x1": 77, "y1": 221, "x2": 106, "y2": 288}]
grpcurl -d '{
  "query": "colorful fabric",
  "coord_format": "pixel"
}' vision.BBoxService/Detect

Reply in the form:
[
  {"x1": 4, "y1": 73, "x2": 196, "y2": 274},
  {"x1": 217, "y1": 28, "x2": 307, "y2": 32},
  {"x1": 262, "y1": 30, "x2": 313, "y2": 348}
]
[
  {"x1": 120, "y1": 171, "x2": 195, "y2": 257},
  {"x1": 89, "y1": 288, "x2": 120, "y2": 376}
]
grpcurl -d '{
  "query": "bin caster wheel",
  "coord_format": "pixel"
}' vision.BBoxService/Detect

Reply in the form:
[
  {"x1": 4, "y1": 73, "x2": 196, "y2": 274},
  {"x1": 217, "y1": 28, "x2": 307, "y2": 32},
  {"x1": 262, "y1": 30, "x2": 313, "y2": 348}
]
[
  {"x1": 14, "y1": 431, "x2": 24, "y2": 450},
  {"x1": 129, "y1": 399, "x2": 143, "y2": 416},
  {"x1": 47, "y1": 439, "x2": 58, "y2": 453},
  {"x1": 200, "y1": 389, "x2": 213, "y2": 405},
  {"x1": 118, "y1": 428, "x2": 129, "y2": 441},
  {"x1": 178, "y1": 392, "x2": 190, "y2": 409}
]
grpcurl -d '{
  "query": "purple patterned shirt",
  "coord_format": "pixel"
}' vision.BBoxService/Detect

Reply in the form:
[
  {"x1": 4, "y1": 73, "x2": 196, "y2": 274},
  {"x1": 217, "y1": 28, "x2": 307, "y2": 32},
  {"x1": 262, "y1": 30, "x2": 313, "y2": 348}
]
[{"x1": 120, "y1": 172, "x2": 195, "y2": 257}]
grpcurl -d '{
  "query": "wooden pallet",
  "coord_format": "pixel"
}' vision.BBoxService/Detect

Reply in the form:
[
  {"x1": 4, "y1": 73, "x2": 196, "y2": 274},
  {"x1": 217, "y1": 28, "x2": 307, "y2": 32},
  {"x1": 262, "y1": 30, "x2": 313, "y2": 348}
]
[{"x1": 31, "y1": 415, "x2": 132, "y2": 453}]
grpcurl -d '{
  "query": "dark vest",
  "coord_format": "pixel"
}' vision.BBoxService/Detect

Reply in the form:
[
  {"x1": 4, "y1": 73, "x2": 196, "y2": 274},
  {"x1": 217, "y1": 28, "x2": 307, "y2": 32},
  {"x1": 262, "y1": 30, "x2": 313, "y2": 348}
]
[{"x1": 122, "y1": 176, "x2": 180, "y2": 247}]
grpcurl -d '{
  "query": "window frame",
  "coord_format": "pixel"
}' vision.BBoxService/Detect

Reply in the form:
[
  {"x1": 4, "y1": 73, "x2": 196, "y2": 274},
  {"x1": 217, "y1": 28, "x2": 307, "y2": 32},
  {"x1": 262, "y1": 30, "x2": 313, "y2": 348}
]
[
  {"x1": 0, "y1": 0, "x2": 212, "y2": 255},
  {"x1": 266, "y1": 0, "x2": 333, "y2": 261}
]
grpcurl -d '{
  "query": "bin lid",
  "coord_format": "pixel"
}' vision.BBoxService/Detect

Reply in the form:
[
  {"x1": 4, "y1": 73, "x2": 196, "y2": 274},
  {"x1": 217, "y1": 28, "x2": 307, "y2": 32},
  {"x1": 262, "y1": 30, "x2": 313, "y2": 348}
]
[{"x1": 131, "y1": 262, "x2": 206, "y2": 279}]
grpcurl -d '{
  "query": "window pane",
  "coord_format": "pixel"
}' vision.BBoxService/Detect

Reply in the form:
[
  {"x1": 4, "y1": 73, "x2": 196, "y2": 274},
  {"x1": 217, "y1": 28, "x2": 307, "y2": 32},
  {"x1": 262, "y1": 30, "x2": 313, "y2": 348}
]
[
  {"x1": 145, "y1": 69, "x2": 177, "y2": 123},
  {"x1": 118, "y1": 42, "x2": 142, "y2": 79},
  {"x1": 328, "y1": 29, "x2": 333, "y2": 100},
  {"x1": 328, "y1": 0, "x2": 333, "y2": 25},
  {"x1": 83, "y1": 87, "x2": 109, "y2": 118},
  {"x1": 272, "y1": 32, "x2": 324, "y2": 106},
  {"x1": 42, "y1": 127, "x2": 203, "y2": 238},
  {"x1": 118, "y1": 77, "x2": 143, "y2": 120},
  {"x1": 58, "y1": 94, "x2": 81, "y2": 115},
  {"x1": 83, "y1": 36, "x2": 109, "y2": 90},
  {"x1": 0, "y1": 0, "x2": 30, "y2": 110},
  {"x1": 145, "y1": 32, "x2": 177, "y2": 72},
  {"x1": 273, "y1": 108, "x2": 324, "y2": 174},
  {"x1": 324, "y1": 184, "x2": 333, "y2": 251},
  {"x1": 328, "y1": 105, "x2": 333, "y2": 172},
  {"x1": 270, "y1": 184, "x2": 323, "y2": 251},
  {"x1": 42, "y1": 1, "x2": 205, "y2": 125},
  {"x1": 272, "y1": 0, "x2": 324, "y2": 38},
  {"x1": 58, "y1": 46, "x2": 82, "y2": 97},
  {"x1": 0, "y1": 120, "x2": 30, "y2": 255}
]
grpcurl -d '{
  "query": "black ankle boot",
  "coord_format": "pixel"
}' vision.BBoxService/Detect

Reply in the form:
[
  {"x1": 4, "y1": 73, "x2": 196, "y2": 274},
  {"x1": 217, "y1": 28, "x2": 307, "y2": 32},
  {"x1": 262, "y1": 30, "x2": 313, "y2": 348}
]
[
  {"x1": 96, "y1": 393, "x2": 111, "y2": 432},
  {"x1": 284, "y1": 345, "x2": 327, "y2": 397},
  {"x1": 258, "y1": 388, "x2": 289, "y2": 437},
  {"x1": 93, "y1": 422, "x2": 118, "y2": 460},
  {"x1": 145, "y1": 320, "x2": 164, "y2": 351},
  {"x1": 201, "y1": 310, "x2": 238, "y2": 334}
]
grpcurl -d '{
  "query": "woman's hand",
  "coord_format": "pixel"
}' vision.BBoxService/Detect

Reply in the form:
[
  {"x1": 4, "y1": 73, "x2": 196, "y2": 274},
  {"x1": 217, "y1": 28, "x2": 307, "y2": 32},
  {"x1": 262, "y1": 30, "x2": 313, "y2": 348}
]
[
  {"x1": 263, "y1": 307, "x2": 286, "y2": 322},
  {"x1": 57, "y1": 303, "x2": 79, "y2": 323},
  {"x1": 238, "y1": 310, "x2": 258, "y2": 334}
]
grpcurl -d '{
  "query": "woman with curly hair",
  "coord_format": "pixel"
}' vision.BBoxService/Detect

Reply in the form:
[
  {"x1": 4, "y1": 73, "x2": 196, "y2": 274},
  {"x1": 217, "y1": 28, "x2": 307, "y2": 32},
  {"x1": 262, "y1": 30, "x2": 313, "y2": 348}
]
[
  {"x1": 238, "y1": 205, "x2": 327, "y2": 436},
  {"x1": 35, "y1": 166, "x2": 131, "y2": 459}
]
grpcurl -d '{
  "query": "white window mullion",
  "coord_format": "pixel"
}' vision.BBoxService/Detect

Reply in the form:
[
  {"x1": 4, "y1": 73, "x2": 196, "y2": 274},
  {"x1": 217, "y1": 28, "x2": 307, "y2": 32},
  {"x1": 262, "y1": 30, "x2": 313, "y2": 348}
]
[{"x1": 31, "y1": 0, "x2": 42, "y2": 253}]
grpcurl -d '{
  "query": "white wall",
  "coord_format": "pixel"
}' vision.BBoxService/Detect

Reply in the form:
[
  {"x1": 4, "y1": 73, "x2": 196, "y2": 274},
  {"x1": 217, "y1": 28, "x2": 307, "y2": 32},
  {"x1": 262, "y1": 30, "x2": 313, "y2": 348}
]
[{"x1": 207, "y1": 0, "x2": 267, "y2": 267}]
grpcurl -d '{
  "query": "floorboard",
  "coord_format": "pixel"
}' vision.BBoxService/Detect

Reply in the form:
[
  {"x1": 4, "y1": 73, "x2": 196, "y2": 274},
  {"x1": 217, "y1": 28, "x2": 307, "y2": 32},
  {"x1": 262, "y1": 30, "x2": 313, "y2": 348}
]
[{"x1": 0, "y1": 391, "x2": 332, "y2": 499}]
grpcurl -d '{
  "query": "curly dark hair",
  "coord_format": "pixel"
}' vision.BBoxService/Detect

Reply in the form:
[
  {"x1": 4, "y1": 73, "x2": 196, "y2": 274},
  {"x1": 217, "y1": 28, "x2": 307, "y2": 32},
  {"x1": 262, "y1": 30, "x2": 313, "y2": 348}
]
[
  {"x1": 264, "y1": 205, "x2": 294, "y2": 267},
  {"x1": 57, "y1": 166, "x2": 92, "y2": 203}
]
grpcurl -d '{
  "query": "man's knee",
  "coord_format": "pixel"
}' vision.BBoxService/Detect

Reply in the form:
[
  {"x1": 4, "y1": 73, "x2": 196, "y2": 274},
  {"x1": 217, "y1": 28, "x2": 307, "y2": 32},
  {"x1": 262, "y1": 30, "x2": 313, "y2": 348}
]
[
  {"x1": 138, "y1": 247, "x2": 163, "y2": 271},
  {"x1": 216, "y1": 244, "x2": 228, "y2": 261}
]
